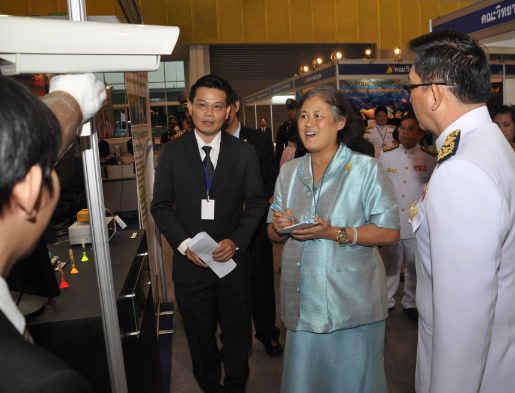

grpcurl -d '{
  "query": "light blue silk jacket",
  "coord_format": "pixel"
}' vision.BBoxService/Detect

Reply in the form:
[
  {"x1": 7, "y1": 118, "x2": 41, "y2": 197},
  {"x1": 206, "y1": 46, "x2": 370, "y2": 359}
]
[{"x1": 267, "y1": 144, "x2": 400, "y2": 333}]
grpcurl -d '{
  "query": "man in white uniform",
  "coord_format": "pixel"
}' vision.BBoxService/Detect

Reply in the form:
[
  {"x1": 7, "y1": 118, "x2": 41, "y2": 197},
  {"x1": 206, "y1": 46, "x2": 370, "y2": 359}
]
[
  {"x1": 365, "y1": 106, "x2": 396, "y2": 153},
  {"x1": 408, "y1": 30, "x2": 515, "y2": 393},
  {"x1": 379, "y1": 112, "x2": 436, "y2": 321}
]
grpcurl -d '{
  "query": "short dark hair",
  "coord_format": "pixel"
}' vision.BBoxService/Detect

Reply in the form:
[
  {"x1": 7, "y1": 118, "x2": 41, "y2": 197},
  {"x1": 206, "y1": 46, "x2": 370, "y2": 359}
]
[
  {"x1": 260, "y1": 118, "x2": 267, "y2": 122},
  {"x1": 409, "y1": 30, "x2": 491, "y2": 104},
  {"x1": 299, "y1": 86, "x2": 361, "y2": 150},
  {"x1": 400, "y1": 111, "x2": 421, "y2": 130},
  {"x1": 189, "y1": 74, "x2": 231, "y2": 106},
  {"x1": 374, "y1": 106, "x2": 388, "y2": 116},
  {"x1": 491, "y1": 105, "x2": 515, "y2": 124},
  {"x1": 0, "y1": 75, "x2": 61, "y2": 214}
]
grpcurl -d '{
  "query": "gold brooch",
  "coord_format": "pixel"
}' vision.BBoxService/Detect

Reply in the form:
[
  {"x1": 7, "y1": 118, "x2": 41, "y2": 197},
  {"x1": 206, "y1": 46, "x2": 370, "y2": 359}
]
[
  {"x1": 437, "y1": 130, "x2": 460, "y2": 163},
  {"x1": 387, "y1": 168, "x2": 397, "y2": 174},
  {"x1": 346, "y1": 163, "x2": 352, "y2": 171},
  {"x1": 409, "y1": 201, "x2": 419, "y2": 221}
]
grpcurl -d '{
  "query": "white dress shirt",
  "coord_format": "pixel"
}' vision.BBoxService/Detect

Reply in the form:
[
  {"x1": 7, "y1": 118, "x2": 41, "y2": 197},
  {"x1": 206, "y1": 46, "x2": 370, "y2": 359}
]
[
  {"x1": 233, "y1": 122, "x2": 242, "y2": 139},
  {"x1": 177, "y1": 130, "x2": 222, "y2": 255},
  {"x1": 0, "y1": 276, "x2": 25, "y2": 335}
]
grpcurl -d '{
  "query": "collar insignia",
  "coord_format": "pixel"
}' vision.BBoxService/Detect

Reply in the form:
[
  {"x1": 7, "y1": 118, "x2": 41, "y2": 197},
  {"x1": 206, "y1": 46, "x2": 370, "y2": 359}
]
[
  {"x1": 409, "y1": 201, "x2": 419, "y2": 222},
  {"x1": 437, "y1": 130, "x2": 460, "y2": 163}
]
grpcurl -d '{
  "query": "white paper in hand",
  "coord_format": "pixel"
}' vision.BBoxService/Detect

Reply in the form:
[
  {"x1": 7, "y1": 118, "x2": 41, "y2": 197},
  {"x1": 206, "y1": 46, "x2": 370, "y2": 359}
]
[{"x1": 188, "y1": 232, "x2": 236, "y2": 278}]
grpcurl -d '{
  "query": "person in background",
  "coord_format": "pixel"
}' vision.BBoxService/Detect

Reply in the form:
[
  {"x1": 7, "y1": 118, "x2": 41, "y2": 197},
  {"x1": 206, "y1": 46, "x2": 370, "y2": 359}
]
[
  {"x1": 178, "y1": 90, "x2": 192, "y2": 123},
  {"x1": 222, "y1": 85, "x2": 282, "y2": 357},
  {"x1": 259, "y1": 117, "x2": 272, "y2": 138},
  {"x1": 275, "y1": 99, "x2": 299, "y2": 160},
  {"x1": 151, "y1": 74, "x2": 267, "y2": 393},
  {"x1": 268, "y1": 86, "x2": 400, "y2": 393},
  {"x1": 379, "y1": 112, "x2": 436, "y2": 321},
  {"x1": 365, "y1": 106, "x2": 396, "y2": 153},
  {"x1": 492, "y1": 105, "x2": 515, "y2": 152},
  {"x1": 352, "y1": 111, "x2": 375, "y2": 157},
  {"x1": 279, "y1": 120, "x2": 307, "y2": 168},
  {"x1": 167, "y1": 115, "x2": 180, "y2": 136},
  {"x1": 408, "y1": 29, "x2": 515, "y2": 393},
  {"x1": 0, "y1": 73, "x2": 105, "y2": 393}
]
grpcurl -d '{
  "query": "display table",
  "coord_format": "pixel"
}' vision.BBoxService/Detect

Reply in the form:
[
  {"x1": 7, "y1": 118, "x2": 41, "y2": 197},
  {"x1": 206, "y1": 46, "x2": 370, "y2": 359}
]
[{"x1": 27, "y1": 229, "x2": 162, "y2": 393}]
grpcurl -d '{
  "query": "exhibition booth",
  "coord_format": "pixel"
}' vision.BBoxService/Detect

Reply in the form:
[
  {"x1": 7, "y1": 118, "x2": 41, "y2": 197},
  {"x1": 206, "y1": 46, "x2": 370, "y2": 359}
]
[{"x1": 0, "y1": 3, "x2": 179, "y2": 393}]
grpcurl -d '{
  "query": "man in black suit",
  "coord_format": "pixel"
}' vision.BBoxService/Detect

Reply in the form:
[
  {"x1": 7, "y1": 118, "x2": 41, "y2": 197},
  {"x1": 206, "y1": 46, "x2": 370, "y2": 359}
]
[
  {"x1": 223, "y1": 89, "x2": 282, "y2": 357},
  {"x1": 259, "y1": 117, "x2": 272, "y2": 138},
  {"x1": 0, "y1": 74, "x2": 105, "y2": 392},
  {"x1": 275, "y1": 98, "x2": 299, "y2": 160},
  {"x1": 151, "y1": 74, "x2": 267, "y2": 393}
]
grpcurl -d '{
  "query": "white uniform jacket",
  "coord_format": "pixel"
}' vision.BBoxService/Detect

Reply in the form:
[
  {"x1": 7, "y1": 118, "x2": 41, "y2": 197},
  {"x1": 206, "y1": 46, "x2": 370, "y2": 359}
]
[
  {"x1": 411, "y1": 106, "x2": 515, "y2": 393},
  {"x1": 365, "y1": 124, "x2": 396, "y2": 152},
  {"x1": 379, "y1": 144, "x2": 436, "y2": 239}
]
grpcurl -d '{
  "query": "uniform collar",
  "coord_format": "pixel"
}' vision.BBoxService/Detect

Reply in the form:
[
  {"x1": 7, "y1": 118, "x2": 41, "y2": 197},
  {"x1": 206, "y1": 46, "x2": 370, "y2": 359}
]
[
  {"x1": 436, "y1": 106, "x2": 491, "y2": 152},
  {"x1": 401, "y1": 144, "x2": 420, "y2": 155},
  {"x1": 233, "y1": 122, "x2": 242, "y2": 139},
  {"x1": 0, "y1": 277, "x2": 25, "y2": 335}
]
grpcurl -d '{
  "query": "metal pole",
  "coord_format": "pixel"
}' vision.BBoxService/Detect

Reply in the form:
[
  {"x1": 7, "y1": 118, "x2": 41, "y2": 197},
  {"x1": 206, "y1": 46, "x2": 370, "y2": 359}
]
[
  {"x1": 335, "y1": 59, "x2": 340, "y2": 91},
  {"x1": 254, "y1": 101, "x2": 257, "y2": 129},
  {"x1": 243, "y1": 103, "x2": 246, "y2": 126},
  {"x1": 503, "y1": 62, "x2": 506, "y2": 105},
  {"x1": 270, "y1": 99, "x2": 274, "y2": 143},
  {"x1": 68, "y1": 2, "x2": 128, "y2": 393}
]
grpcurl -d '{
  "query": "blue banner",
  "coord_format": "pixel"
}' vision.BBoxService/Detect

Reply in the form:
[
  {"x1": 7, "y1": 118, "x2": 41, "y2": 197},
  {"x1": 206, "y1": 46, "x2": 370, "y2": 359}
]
[
  {"x1": 339, "y1": 63, "x2": 412, "y2": 75},
  {"x1": 255, "y1": 89, "x2": 271, "y2": 100},
  {"x1": 243, "y1": 95, "x2": 255, "y2": 104},
  {"x1": 295, "y1": 65, "x2": 336, "y2": 88},
  {"x1": 271, "y1": 81, "x2": 293, "y2": 95},
  {"x1": 433, "y1": 1, "x2": 515, "y2": 34}
]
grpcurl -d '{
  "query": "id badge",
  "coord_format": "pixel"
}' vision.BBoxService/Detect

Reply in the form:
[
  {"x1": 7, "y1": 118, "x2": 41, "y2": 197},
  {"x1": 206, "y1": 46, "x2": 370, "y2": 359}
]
[{"x1": 201, "y1": 199, "x2": 215, "y2": 220}]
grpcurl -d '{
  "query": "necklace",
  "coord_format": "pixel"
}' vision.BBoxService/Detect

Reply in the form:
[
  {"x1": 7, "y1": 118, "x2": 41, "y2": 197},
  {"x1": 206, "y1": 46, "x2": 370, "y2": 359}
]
[{"x1": 312, "y1": 156, "x2": 333, "y2": 220}]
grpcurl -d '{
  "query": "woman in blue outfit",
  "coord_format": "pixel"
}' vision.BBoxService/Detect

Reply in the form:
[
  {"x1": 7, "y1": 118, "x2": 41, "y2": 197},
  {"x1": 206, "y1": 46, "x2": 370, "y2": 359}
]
[{"x1": 267, "y1": 86, "x2": 400, "y2": 393}]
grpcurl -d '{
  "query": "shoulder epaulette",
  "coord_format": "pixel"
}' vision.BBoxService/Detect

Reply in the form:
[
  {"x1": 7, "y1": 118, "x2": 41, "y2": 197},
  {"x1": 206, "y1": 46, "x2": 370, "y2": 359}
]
[
  {"x1": 421, "y1": 146, "x2": 437, "y2": 156},
  {"x1": 387, "y1": 125, "x2": 396, "y2": 129},
  {"x1": 383, "y1": 145, "x2": 399, "y2": 152},
  {"x1": 366, "y1": 125, "x2": 374, "y2": 130}
]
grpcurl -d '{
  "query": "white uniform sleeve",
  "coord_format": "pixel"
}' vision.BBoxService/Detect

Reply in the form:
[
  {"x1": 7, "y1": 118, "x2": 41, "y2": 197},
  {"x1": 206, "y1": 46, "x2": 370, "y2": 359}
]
[{"x1": 426, "y1": 159, "x2": 503, "y2": 393}]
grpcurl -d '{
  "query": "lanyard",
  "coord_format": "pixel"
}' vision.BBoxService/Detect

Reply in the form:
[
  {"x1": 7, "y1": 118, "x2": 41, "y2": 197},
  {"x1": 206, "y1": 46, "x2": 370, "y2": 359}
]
[
  {"x1": 202, "y1": 162, "x2": 214, "y2": 201},
  {"x1": 376, "y1": 125, "x2": 387, "y2": 143}
]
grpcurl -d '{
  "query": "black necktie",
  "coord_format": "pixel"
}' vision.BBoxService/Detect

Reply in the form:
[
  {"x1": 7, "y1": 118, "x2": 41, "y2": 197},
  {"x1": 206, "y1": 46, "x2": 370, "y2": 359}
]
[{"x1": 202, "y1": 146, "x2": 214, "y2": 184}]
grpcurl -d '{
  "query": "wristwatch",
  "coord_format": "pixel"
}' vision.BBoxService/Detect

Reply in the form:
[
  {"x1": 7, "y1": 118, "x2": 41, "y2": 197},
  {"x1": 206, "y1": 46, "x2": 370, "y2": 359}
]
[{"x1": 335, "y1": 227, "x2": 349, "y2": 246}]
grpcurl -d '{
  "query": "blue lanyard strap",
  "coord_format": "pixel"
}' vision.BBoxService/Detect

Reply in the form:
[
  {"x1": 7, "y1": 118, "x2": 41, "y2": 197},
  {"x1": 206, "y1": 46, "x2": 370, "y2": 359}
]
[{"x1": 202, "y1": 162, "x2": 214, "y2": 200}]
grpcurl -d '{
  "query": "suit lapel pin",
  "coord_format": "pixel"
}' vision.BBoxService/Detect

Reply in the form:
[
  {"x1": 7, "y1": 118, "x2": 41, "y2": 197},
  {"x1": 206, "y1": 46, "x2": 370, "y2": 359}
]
[{"x1": 346, "y1": 163, "x2": 352, "y2": 171}]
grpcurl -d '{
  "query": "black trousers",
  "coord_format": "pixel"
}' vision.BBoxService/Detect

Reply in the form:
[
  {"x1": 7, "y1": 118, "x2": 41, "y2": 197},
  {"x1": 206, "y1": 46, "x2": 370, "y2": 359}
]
[
  {"x1": 250, "y1": 241, "x2": 280, "y2": 344},
  {"x1": 175, "y1": 269, "x2": 252, "y2": 393}
]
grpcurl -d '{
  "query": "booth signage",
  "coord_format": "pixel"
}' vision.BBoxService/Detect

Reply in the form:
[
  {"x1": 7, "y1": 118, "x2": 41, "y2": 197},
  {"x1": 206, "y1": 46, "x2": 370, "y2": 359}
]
[
  {"x1": 243, "y1": 95, "x2": 255, "y2": 104},
  {"x1": 491, "y1": 64, "x2": 504, "y2": 74},
  {"x1": 295, "y1": 66, "x2": 336, "y2": 88},
  {"x1": 271, "y1": 81, "x2": 293, "y2": 95},
  {"x1": 125, "y1": 72, "x2": 161, "y2": 314},
  {"x1": 255, "y1": 90, "x2": 270, "y2": 100},
  {"x1": 339, "y1": 63, "x2": 412, "y2": 76},
  {"x1": 433, "y1": 0, "x2": 515, "y2": 34}
]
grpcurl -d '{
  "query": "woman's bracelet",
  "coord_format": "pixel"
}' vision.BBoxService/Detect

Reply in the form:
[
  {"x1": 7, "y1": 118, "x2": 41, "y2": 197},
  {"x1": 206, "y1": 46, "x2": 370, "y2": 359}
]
[{"x1": 349, "y1": 226, "x2": 358, "y2": 247}]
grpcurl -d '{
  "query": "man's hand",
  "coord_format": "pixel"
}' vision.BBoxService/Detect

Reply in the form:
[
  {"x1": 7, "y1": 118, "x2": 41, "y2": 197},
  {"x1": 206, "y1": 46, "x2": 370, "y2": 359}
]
[
  {"x1": 49, "y1": 73, "x2": 106, "y2": 122},
  {"x1": 212, "y1": 239, "x2": 236, "y2": 262},
  {"x1": 186, "y1": 247, "x2": 208, "y2": 268}
]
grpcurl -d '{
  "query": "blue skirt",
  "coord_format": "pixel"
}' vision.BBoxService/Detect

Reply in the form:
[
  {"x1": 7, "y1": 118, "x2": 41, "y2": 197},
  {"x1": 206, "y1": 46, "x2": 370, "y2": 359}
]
[{"x1": 281, "y1": 321, "x2": 387, "y2": 393}]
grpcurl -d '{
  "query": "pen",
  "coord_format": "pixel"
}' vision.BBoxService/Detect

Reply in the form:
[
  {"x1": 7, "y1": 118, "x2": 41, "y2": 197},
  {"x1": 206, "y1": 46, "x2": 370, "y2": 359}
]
[{"x1": 270, "y1": 204, "x2": 292, "y2": 220}]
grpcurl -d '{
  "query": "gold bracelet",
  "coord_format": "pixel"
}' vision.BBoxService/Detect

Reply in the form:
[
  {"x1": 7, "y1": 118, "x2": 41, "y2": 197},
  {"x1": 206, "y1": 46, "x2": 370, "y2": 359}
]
[{"x1": 335, "y1": 227, "x2": 349, "y2": 246}]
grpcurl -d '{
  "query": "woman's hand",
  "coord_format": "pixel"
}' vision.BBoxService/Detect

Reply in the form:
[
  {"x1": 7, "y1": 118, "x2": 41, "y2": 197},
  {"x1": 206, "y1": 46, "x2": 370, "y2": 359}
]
[
  {"x1": 291, "y1": 216, "x2": 336, "y2": 241},
  {"x1": 267, "y1": 208, "x2": 294, "y2": 244}
]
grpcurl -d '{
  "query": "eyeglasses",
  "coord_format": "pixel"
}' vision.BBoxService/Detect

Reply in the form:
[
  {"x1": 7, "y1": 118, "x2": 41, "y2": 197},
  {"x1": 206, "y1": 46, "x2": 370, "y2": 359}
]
[
  {"x1": 193, "y1": 101, "x2": 226, "y2": 112},
  {"x1": 403, "y1": 82, "x2": 456, "y2": 95},
  {"x1": 399, "y1": 125, "x2": 420, "y2": 132}
]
